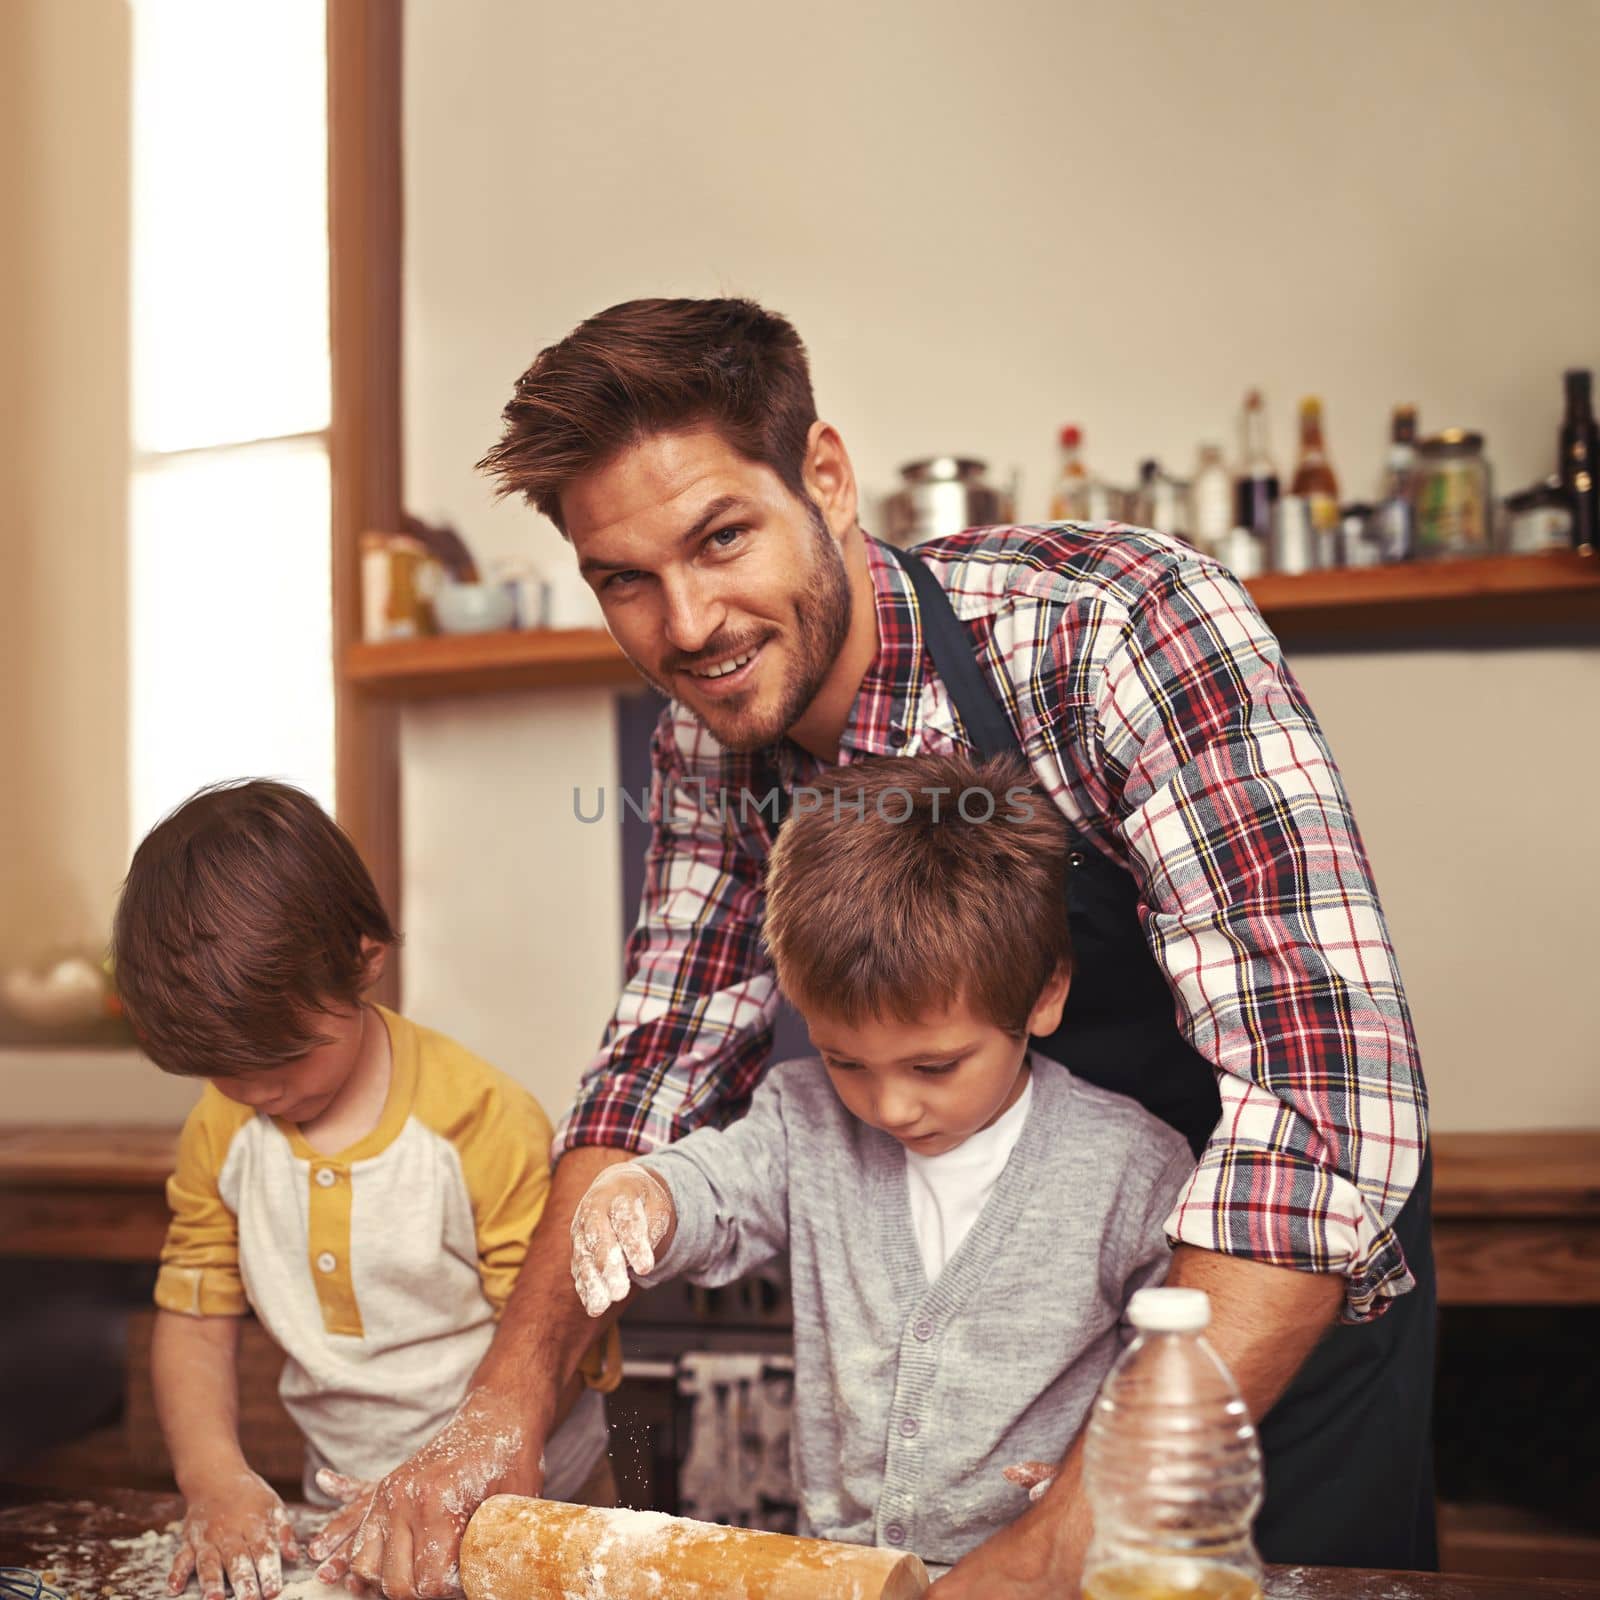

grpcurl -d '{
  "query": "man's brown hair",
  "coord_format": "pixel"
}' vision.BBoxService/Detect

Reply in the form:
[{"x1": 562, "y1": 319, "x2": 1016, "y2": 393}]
[
  {"x1": 476, "y1": 297, "x2": 818, "y2": 533},
  {"x1": 763, "y1": 753, "x2": 1073, "y2": 1036},
  {"x1": 111, "y1": 780, "x2": 397, "y2": 1077}
]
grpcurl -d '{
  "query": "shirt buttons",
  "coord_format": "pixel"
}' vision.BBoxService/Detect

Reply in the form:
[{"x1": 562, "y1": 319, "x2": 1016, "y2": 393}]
[
  {"x1": 884, "y1": 1524, "x2": 905, "y2": 1546},
  {"x1": 898, "y1": 1416, "x2": 920, "y2": 1438},
  {"x1": 1067, "y1": 849, "x2": 1089, "y2": 869},
  {"x1": 912, "y1": 1317, "x2": 934, "y2": 1342},
  {"x1": 316, "y1": 1251, "x2": 338, "y2": 1274},
  {"x1": 314, "y1": 1167, "x2": 337, "y2": 1187}
]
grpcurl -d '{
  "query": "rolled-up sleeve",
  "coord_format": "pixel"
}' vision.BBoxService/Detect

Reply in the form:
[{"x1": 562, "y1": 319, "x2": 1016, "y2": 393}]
[
  {"x1": 553, "y1": 707, "x2": 780, "y2": 1160},
  {"x1": 1096, "y1": 557, "x2": 1426, "y2": 1322}
]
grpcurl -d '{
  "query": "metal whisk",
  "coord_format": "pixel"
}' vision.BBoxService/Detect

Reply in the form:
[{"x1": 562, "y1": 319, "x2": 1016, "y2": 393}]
[{"x1": 0, "y1": 1569, "x2": 70, "y2": 1600}]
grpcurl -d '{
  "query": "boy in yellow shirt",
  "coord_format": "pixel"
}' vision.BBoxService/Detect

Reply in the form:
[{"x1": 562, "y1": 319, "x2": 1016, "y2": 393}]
[{"x1": 113, "y1": 780, "x2": 618, "y2": 1600}]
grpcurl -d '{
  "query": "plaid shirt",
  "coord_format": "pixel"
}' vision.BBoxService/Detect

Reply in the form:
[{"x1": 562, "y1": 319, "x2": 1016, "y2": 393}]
[{"x1": 555, "y1": 525, "x2": 1427, "y2": 1322}]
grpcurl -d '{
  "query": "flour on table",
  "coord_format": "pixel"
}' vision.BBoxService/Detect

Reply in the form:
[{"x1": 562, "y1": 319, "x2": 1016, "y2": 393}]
[
  {"x1": 273, "y1": 1578, "x2": 345, "y2": 1600},
  {"x1": 32, "y1": 1513, "x2": 354, "y2": 1600}
]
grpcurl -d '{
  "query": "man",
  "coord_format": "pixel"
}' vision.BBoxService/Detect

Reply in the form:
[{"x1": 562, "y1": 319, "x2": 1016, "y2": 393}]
[{"x1": 342, "y1": 298, "x2": 1433, "y2": 1599}]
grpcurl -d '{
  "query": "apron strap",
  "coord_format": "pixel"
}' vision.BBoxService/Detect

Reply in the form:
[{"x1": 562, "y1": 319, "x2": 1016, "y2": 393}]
[{"x1": 886, "y1": 545, "x2": 1020, "y2": 762}]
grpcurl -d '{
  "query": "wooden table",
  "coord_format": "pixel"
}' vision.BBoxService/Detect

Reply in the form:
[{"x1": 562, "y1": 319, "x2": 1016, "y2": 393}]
[
  {"x1": 2, "y1": 1490, "x2": 1598, "y2": 1600},
  {"x1": 4, "y1": 1129, "x2": 1598, "y2": 1584}
]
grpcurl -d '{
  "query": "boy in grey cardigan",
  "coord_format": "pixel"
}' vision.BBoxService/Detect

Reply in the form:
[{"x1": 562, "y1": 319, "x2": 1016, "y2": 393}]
[{"x1": 570, "y1": 753, "x2": 1194, "y2": 1570}]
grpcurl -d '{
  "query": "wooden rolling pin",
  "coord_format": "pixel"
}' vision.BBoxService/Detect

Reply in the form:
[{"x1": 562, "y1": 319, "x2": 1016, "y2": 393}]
[{"x1": 460, "y1": 1493, "x2": 931, "y2": 1600}]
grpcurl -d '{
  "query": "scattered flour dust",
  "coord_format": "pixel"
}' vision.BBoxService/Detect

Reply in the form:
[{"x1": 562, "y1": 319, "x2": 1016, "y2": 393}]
[
  {"x1": 273, "y1": 1579, "x2": 344, "y2": 1600},
  {"x1": 41, "y1": 1517, "x2": 349, "y2": 1600},
  {"x1": 1267, "y1": 1573, "x2": 1428, "y2": 1600}
]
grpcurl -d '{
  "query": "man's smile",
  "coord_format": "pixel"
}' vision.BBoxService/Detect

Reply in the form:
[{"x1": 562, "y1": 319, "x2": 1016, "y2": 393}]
[
  {"x1": 685, "y1": 644, "x2": 760, "y2": 680},
  {"x1": 679, "y1": 640, "x2": 767, "y2": 696}
]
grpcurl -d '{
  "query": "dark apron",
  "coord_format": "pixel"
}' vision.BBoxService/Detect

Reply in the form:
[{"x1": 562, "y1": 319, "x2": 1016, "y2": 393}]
[{"x1": 887, "y1": 544, "x2": 1438, "y2": 1570}]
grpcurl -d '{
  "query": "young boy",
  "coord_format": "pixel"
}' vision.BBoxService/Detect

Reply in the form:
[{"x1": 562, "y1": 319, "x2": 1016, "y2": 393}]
[
  {"x1": 569, "y1": 752, "x2": 1196, "y2": 1570},
  {"x1": 114, "y1": 780, "x2": 619, "y2": 1600}
]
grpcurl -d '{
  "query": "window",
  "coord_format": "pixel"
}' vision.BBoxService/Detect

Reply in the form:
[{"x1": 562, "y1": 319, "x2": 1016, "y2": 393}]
[{"x1": 129, "y1": 0, "x2": 333, "y2": 843}]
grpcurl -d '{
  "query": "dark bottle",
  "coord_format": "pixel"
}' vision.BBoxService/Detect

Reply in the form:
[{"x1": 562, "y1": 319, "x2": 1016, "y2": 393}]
[
  {"x1": 1560, "y1": 369, "x2": 1599, "y2": 554},
  {"x1": 1234, "y1": 388, "x2": 1280, "y2": 541}
]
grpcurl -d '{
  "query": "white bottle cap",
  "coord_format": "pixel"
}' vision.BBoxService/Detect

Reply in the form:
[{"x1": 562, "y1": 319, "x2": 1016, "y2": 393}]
[{"x1": 1128, "y1": 1286, "x2": 1211, "y2": 1331}]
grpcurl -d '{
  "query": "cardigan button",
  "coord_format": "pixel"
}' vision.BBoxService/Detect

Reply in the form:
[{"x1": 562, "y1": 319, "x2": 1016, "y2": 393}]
[
  {"x1": 899, "y1": 1416, "x2": 920, "y2": 1438},
  {"x1": 315, "y1": 1167, "x2": 338, "y2": 1188},
  {"x1": 1068, "y1": 849, "x2": 1089, "y2": 869},
  {"x1": 885, "y1": 1524, "x2": 905, "y2": 1545},
  {"x1": 316, "y1": 1251, "x2": 338, "y2": 1274},
  {"x1": 912, "y1": 1317, "x2": 934, "y2": 1342}
]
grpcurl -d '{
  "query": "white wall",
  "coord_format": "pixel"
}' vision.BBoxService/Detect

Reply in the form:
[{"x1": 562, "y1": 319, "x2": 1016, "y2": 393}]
[{"x1": 402, "y1": 0, "x2": 1600, "y2": 1129}]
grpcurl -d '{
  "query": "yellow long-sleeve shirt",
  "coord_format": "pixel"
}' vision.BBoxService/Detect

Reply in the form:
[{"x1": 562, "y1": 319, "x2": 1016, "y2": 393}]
[{"x1": 157, "y1": 1005, "x2": 617, "y2": 1499}]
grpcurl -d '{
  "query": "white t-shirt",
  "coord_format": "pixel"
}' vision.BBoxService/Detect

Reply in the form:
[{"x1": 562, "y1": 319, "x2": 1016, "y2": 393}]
[{"x1": 903, "y1": 1074, "x2": 1034, "y2": 1280}]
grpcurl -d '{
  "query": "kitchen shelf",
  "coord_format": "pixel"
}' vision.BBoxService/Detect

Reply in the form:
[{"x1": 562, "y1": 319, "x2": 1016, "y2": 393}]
[
  {"x1": 339, "y1": 552, "x2": 1600, "y2": 698},
  {"x1": 1246, "y1": 549, "x2": 1600, "y2": 642},
  {"x1": 342, "y1": 627, "x2": 641, "y2": 697}
]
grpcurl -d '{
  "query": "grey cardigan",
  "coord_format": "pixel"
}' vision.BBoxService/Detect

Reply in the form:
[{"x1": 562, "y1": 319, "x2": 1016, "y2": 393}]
[{"x1": 638, "y1": 1055, "x2": 1194, "y2": 1566}]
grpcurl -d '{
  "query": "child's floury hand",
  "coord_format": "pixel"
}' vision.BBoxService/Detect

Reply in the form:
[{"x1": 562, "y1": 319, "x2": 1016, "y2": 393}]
[
  {"x1": 168, "y1": 1467, "x2": 298, "y2": 1600},
  {"x1": 569, "y1": 1162, "x2": 675, "y2": 1316}
]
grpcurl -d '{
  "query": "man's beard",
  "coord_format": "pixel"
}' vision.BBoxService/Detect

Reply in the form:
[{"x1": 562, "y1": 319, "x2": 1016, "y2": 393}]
[{"x1": 640, "y1": 503, "x2": 853, "y2": 752}]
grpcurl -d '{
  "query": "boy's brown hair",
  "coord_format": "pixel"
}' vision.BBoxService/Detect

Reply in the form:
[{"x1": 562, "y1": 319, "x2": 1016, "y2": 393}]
[
  {"x1": 111, "y1": 780, "x2": 396, "y2": 1077},
  {"x1": 476, "y1": 296, "x2": 818, "y2": 534},
  {"x1": 763, "y1": 753, "x2": 1073, "y2": 1036}
]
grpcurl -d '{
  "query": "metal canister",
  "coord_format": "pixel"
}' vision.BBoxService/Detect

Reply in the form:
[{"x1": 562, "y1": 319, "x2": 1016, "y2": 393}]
[
  {"x1": 1341, "y1": 503, "x2": 1383, "y2": 568},
  {"x1": 1414, "y1": 430, "x2": 1494, "y2": 557},
  {"x1": 882, "y1": 458, "x2": 1011, "y2": 548},
  {"x1": 1270, "y1": 495, "x2": 1319, "y2": 575}
]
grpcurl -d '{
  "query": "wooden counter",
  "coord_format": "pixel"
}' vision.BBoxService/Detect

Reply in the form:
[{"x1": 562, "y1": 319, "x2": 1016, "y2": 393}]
[
  {"x1": 2, "y1": 1490, "x2": 1598, "y2": 1600},
  {"x1": 1431, "y1": 1131, "x2": 1600, "y2": 1305},
  {"x1": 6, "y1": 1125, "x2": 1598, "y2": 1307},
  {"x1": 0, "y1": 1125, "x2": 178, "y2": 1262}
]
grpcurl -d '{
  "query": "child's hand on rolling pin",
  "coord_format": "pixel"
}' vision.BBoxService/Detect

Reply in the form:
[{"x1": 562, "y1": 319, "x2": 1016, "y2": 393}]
[{"x1": 569, "y1": 1162, "x2": 676, "y2": 1316}]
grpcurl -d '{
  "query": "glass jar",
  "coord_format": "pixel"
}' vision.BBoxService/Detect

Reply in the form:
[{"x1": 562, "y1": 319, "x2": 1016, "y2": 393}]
[{"x1": 1414, "y1": 430, "x2": 1494, "y2": 557}]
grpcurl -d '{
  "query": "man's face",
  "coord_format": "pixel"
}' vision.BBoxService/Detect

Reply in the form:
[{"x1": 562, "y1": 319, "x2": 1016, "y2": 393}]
[{"x1": 563, "y1": 427, "x2": 852, "y2": 751}]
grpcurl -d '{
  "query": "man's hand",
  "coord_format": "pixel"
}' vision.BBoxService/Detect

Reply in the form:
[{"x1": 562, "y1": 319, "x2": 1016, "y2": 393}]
[
  {"x1": 305, "y1": 1470, "x2": 375, "y2": 1585},
  {"x1": 929, "y1": 1452, "x2": 1087, "y2": 1600},
  {"x1": 167, "y1": 1466, "x2": 299, "y2": 1600},
  {"x1": 569, "y1": 1161, "x2": 676, "y2": 1316},
  {"x1": 933, "y1": 1247, "x2": 1344, "y2": 1599},
  {"x1": 344, "y1": 1386, "x2": 539, "y2": 1600}
]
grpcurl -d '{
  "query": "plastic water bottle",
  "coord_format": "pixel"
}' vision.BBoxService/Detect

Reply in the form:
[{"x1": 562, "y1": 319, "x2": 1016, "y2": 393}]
[{"x1": 1081, "y1": 1287, "x2": 1264, "y2": 1600}]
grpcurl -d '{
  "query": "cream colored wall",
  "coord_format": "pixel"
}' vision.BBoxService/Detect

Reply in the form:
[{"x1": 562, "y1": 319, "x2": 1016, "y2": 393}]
[
  {"x1": 402, "y1": 0, "x2": 1600, "y2": 1129},
  {"x1": 0, "y1": 4, "x2": 201, "y2": 1126},
  {"x1": 0, "y1": 0, "x2": 132, "y2": 973},
  {"x1": 2, "y1": 1048, "x2": 199, "y2": 1124},
  {"x1": 399, "y1": 690, "x2": 623, "y2": 1110}
]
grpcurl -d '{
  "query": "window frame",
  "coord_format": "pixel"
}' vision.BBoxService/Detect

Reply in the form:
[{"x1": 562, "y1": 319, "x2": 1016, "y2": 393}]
[{"x1": 328, "y1": 0, "x2": 403, "y2": 1005}]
